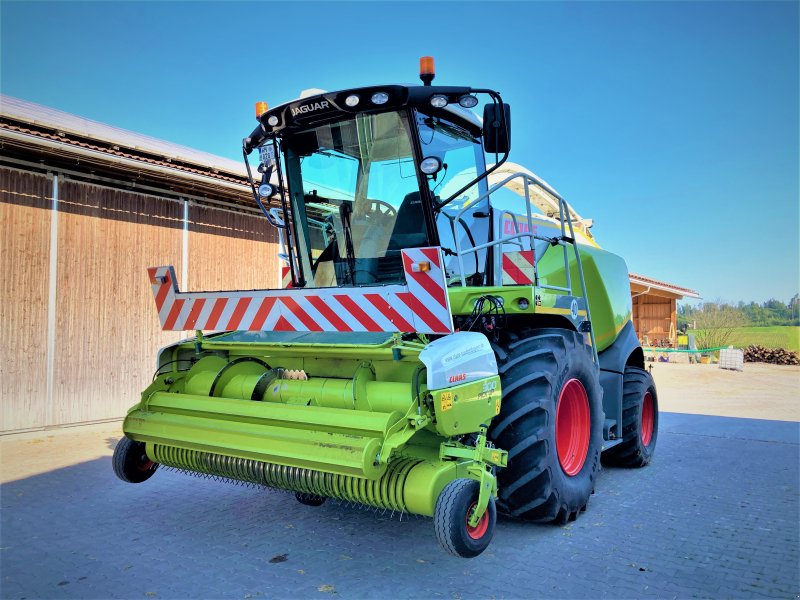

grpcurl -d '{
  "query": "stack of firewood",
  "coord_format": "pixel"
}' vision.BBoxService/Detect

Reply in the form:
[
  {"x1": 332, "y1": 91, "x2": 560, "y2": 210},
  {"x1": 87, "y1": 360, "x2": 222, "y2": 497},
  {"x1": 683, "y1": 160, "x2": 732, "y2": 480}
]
[{"x1": 742, "y1": 345, "x2": 800, "y2": 365}]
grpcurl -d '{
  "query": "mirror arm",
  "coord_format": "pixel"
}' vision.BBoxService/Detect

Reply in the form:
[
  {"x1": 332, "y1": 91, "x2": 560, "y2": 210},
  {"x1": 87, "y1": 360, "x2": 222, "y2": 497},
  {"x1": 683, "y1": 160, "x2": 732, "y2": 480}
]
[
  {"x1": 433, "y1": 89, "x2": 510, "y2": 211},
  {"x1": 242, "y1": 145, "x2": 282, "y2": 228}
]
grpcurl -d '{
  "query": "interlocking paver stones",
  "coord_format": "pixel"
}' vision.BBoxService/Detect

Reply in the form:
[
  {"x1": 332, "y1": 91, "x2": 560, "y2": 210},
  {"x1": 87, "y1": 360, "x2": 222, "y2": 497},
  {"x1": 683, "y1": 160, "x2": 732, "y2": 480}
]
[{"x1": 1, "y1": 413, "x2": 798, "y2": 599}]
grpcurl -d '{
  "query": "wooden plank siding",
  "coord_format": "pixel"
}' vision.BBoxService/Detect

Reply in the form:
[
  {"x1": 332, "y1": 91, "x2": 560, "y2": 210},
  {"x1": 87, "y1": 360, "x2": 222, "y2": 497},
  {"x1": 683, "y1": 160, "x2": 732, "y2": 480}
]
[
  {"x1": 0, "y1": 168, "x2": 53, "y2": 431},
  {"x1": 187, "y1": 203, "x2": 278, "y2": 292},
  {"x1": 50, "y1": 180, "x2": 185, "y2": 426},
  {"x1": 1, "y1": 165, "x2": 280, "y2": 433},
  {"x1": 632, "y1": 294, "x2": 677, "y2": 347}
]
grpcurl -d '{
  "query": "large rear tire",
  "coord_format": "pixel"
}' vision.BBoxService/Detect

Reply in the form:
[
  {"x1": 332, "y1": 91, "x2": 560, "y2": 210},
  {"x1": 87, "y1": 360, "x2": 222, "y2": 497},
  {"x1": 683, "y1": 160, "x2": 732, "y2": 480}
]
[
  {"x1": 489, "y1": 329, "x2": 604, "y2": 523},
  {"x1": 602, "y1": 366, "x2": 658, "y2": 467}
]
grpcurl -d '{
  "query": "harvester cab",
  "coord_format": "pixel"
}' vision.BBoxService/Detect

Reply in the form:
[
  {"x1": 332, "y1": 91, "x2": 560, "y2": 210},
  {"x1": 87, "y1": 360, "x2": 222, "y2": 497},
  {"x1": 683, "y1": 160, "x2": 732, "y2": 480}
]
[{"x1": 114, "y1": 58, "x2": 660, "y2": 559}]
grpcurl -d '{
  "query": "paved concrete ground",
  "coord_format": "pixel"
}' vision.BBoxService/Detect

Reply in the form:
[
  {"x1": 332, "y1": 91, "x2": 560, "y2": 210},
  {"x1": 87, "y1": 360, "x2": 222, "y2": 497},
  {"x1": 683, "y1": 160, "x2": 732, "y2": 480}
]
[
  {"x1": 1, "y1": 413, "x2": 798, "y2": 600},
  {"x1": 652, "y1": 363, "x2": 800, "y2": 422}
]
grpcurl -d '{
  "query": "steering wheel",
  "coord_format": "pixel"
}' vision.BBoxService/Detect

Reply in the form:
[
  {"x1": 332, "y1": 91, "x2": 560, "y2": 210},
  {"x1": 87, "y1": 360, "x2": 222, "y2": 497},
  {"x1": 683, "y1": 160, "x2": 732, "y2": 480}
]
[{"x1": 368, "y1": 200, "x2": 397, "y2": 217}]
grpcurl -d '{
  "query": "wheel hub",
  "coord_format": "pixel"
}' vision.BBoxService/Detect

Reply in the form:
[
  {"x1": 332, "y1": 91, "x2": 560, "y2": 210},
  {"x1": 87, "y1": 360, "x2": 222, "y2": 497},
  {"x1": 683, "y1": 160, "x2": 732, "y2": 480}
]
[
  {"x1": 465, "y1": 501, "x2": 489, "y2": 540},
  {"x1": 555, "y1": 378, "x2": 590, "y2": 476}
]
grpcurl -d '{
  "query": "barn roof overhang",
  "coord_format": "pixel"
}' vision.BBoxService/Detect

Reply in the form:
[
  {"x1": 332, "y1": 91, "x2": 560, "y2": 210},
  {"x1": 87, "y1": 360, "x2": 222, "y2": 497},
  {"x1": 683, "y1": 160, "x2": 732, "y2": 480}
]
[
  {"x1": 0, "y1": 95, "x2": 269, "y2": 212},
  {"x1": 629, "y1": 272, "x2": 700, "y2": 300}
]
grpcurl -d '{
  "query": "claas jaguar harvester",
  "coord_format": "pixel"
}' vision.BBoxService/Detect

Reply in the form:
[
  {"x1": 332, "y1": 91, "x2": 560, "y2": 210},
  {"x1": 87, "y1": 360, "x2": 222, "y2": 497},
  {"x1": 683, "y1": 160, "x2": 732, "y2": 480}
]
[{"x1": 114, "y1": 58, "x2": 659, "y2": 558}]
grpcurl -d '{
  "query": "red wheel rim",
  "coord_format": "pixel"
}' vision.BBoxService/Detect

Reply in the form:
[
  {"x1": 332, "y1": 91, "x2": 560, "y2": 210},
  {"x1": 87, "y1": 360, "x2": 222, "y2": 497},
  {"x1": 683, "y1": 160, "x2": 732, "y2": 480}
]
[
  {"x1": 137, "y1": 451, "x2": 155, "y2": 472},
  {"x1": 555, "y1": 378, "x2": 590, "y2": 477},
  {"x1": 641, "y1": 391, "x2": 654, "y2": 446},
  {"x1": 466, "y1": 502, "x2": 489, "y2": 540}
]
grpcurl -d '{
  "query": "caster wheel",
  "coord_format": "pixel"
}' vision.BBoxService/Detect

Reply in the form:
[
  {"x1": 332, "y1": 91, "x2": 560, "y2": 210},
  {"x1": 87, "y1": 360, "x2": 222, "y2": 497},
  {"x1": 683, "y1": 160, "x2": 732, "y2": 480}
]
[
  {"x1": 112, "y1": 437, "x2": 158, "y2": 483},
  {"x1": 434, "y1": 479, "x2": 495, "y2": 558}
]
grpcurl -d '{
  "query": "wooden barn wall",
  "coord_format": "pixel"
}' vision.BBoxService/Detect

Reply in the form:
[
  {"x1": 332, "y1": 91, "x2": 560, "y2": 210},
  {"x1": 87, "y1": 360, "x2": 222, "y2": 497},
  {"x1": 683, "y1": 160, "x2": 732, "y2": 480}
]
[
  {"x1": 187, "y1": 204, "x2": 278, "y2": 291},
  {"x1": 51, "y1": 180, "x2": 185, "y2": 425},
  {"x1": 0, "y1": 168, "x2": 53, "y2": 431},
  {"x1": 1, "y1": 164, "x2": 281, "y2": 433},
  {"x1": 633, "y1": 294, "x2": 677, "y2": 346}
]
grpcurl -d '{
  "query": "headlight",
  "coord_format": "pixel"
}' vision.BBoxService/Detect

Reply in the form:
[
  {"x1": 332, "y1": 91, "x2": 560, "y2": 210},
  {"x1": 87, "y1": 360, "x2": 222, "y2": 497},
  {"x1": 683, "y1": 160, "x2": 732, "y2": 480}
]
[
  {"x1": 371, "y1": 91, "x2": 389, "y2": 105},
  {"x1": 430, "y1": 94, "x2": 448, "y2": 108},
  {"x1": 419, "y1": 157, "x2": 442, "y2": 175},
  {"x1": 458, "y1": 94, "x2": 479, "y2": 108},
  {"x1": 345, "y1": 94, "x2": 360, "y2": 107},
  {"x1": 258, "y1": 183, "x2": 274, "y2": 198}
]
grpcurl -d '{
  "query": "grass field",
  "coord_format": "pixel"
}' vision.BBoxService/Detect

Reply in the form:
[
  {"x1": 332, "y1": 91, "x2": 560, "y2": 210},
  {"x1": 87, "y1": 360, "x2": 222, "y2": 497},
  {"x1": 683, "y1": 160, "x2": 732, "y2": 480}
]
[{"x1": 720, "y1": 326, "x2": 800, "y2": 352}]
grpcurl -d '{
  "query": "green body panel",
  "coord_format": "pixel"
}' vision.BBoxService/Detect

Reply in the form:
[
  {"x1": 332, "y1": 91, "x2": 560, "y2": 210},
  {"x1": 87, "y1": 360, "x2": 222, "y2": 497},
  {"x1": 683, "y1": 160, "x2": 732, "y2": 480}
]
[
  {"x1": 536, "y1": 244, "x2": 632, "y2": 352},
  {"x1": 431, "y1": 376, "x2": 501, "y2": 436},
  {"x1": 447, "y1": 286, "x2": 534, "y2": 316},
  {"x1": 126, "y1": 392, "x2": 392, "y2": 478},
  {"x1": 445, "y1": 246, "x2": 631, "y2": 354}
]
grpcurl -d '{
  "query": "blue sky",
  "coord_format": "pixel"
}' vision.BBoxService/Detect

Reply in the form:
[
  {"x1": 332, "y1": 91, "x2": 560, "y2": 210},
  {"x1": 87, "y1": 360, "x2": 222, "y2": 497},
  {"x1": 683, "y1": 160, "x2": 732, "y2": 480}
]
[{"x1": 2, "y1": 1, "x2": 798, "y2": 304}]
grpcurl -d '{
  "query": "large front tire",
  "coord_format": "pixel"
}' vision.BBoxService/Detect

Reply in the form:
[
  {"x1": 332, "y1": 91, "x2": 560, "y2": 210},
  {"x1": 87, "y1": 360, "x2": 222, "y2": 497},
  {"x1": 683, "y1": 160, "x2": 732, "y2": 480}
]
[
  {"x1": 489, "y1": 329, "x2": 604, "y2": 523},
  {"x1": 602, "y1": 366, "x2": 659, "y2": 467}
]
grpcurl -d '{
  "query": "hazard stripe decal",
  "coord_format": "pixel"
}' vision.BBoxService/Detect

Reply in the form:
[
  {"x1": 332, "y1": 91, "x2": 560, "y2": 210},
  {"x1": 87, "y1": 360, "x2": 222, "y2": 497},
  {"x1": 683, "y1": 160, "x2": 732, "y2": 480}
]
[
  {"x1": 364, "y1": 293, "x2": 415, "y2": 332},
  {"x1": 147, "y1": 247, "x2": 454, "y2": 335},
  {"x1": 306, "y1": 296, "x2": 352, "y2": 332},
  {"x1": 281, "y1": 265, "x2": 294, "y2": 289},
  {"x1": 184, "y1": 298, "x2": 206, "y2": 330},
  {"x1": 502, "y1": 250, "x2": 535, "y2": 286}
]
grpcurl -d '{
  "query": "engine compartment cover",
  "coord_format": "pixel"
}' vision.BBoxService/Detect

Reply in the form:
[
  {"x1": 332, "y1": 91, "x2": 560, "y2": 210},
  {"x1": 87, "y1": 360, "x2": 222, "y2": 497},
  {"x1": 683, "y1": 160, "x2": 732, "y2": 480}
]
[{"x1": 419, "y1": 332, "x2": 498, "y2": 391}]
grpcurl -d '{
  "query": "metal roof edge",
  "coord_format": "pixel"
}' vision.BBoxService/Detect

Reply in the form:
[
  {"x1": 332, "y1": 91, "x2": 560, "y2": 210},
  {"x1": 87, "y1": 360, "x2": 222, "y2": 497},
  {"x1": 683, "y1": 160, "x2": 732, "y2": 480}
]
[
  {"x1": 629, "y1": 272, "x2": 700, "y2": 299},
  {"x1": 0, "y1": 94, "x2": 247, "y2": 178}
]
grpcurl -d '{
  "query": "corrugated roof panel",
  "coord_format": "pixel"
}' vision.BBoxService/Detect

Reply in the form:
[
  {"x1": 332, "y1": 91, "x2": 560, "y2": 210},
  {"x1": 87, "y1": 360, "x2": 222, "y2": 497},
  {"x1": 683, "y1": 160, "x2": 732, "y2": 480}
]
[{"x1": 0, "y1": 94, "x2": 246, "y2": 177}]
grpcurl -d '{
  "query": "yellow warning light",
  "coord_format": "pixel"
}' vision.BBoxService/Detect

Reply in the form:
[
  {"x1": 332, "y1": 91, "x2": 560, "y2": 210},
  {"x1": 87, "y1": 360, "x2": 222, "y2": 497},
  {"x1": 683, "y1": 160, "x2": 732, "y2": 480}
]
[
  {"x1": 420, "y1": 56, "x2": 435, "y2": 86},
  {"x1": 420, "y1": 56, "x2": 435, "y2": 77},
  {"x1": 412, "y1": 261, "x2": 431, "y2": 273},
  {"x1": 255, "y1": 101, "x2": 269, "y2": 118}
]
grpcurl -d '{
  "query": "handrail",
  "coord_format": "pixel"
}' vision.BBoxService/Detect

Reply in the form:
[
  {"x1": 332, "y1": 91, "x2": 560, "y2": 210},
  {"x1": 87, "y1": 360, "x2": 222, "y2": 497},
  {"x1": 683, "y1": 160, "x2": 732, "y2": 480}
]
[{"x1": 449, "y1": 171, "x2": 598, "y2": 364}]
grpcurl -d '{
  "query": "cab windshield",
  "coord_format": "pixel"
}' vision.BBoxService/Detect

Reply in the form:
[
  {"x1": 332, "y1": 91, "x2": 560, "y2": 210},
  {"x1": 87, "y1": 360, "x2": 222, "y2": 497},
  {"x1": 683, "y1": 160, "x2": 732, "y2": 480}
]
[
  {"x1": 283, "y1": 111, "x2": 428, "y2": 287},
  {"x1": 417, "y1": 111, "x2": 489, "y2": 286}
]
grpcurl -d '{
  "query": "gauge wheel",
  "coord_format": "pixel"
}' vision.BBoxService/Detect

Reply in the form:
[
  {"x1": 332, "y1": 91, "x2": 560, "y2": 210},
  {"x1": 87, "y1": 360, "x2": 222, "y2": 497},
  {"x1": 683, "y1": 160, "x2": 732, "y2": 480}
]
[
  {"x1": 434, "y1": 479, "x2": 496, "y2": 558},
  {"x1": 112, "y1": 437, "x2": 158, "y2": 483}
]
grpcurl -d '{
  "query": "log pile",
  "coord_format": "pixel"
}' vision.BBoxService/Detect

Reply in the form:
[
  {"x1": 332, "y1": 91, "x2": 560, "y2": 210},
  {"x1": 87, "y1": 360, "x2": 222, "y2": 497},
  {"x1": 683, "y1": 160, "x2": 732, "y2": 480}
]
[{"x1": 742, "y1": 345, "x2": 800, "y2": 365}]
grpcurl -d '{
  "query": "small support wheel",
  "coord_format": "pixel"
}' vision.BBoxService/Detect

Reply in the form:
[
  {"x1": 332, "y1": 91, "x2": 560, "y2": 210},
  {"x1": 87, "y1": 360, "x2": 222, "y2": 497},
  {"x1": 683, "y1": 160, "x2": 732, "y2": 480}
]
[
  {"x1": 112, "y1": 437, "x2": 158, "y2": 483},
  {"x1": 295, "y1": 492, "x2": 326, "y2": 506},
  {"x1": 434, "y1": 479, "x2": 496, "y2": 558}
]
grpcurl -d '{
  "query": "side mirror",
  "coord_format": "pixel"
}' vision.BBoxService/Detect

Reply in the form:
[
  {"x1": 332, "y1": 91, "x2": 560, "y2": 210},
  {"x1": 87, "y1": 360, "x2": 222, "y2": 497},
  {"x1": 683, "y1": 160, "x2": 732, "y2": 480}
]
[{"x1": 482, "y1": 103, "x2": 511, "y2": 154}]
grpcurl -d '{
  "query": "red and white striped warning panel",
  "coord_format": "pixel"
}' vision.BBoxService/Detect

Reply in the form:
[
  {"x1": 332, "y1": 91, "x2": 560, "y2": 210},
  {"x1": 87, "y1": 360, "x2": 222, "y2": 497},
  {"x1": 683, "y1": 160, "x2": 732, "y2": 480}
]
[
  {"x1": 148, "y1": 247, "x2": 454, "y2": 335},
  {"x1": 280, "y1": 265, "x2": 294, "y2": 289},
  {"x1": 501, "y1": 250, "x2": 535, "y2": 285}
]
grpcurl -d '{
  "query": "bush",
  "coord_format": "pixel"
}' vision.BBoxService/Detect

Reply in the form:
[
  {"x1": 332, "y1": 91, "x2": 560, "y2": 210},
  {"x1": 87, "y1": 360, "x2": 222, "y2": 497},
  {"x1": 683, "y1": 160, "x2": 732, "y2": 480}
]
[{"x1": 693, "y1": 303, "x2": 748, "y2": 350}]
